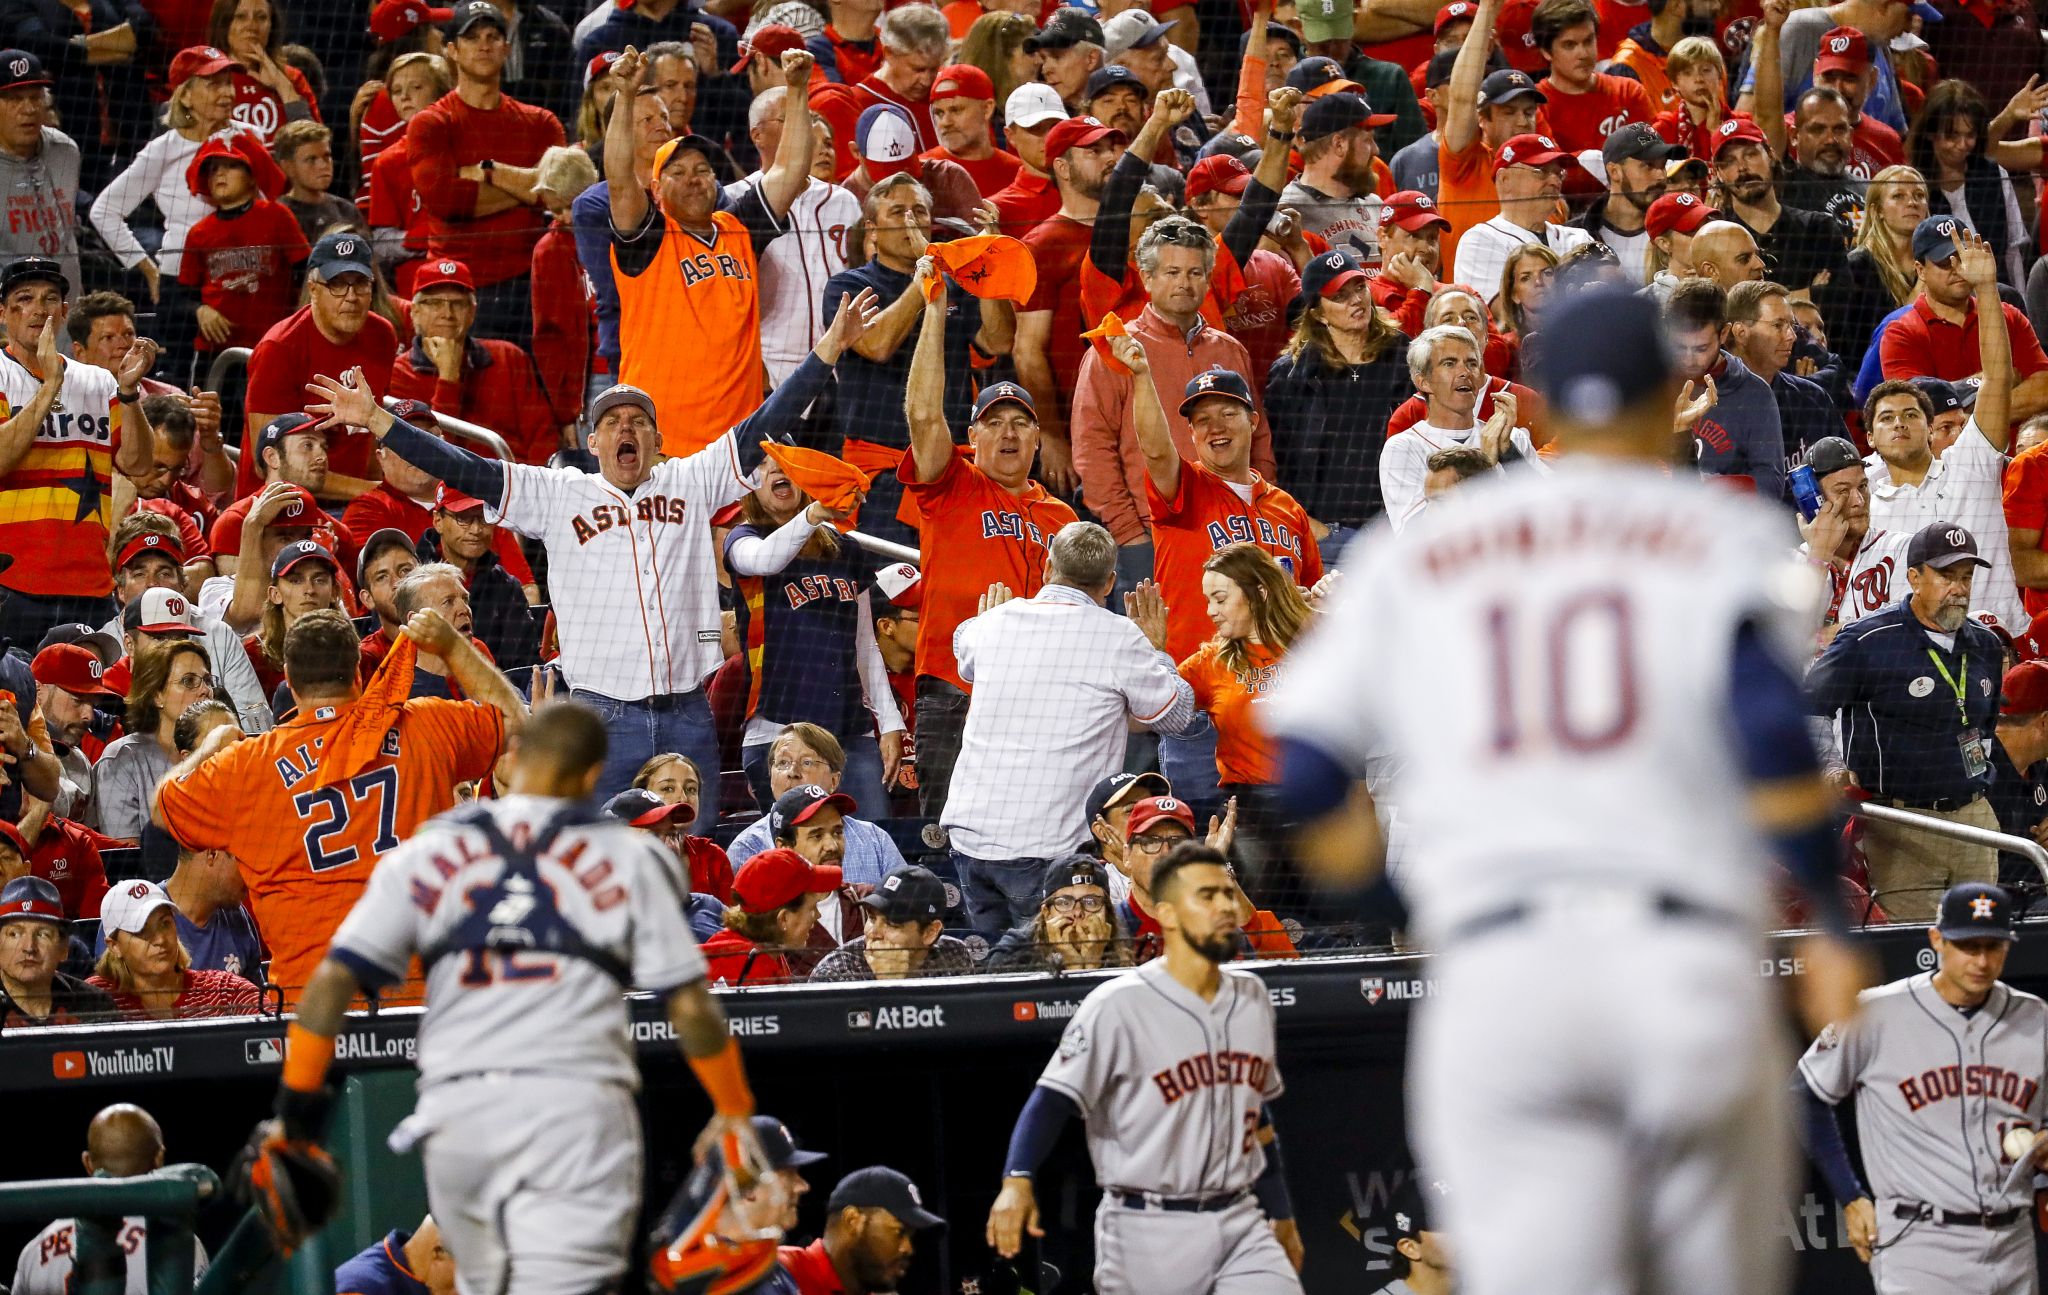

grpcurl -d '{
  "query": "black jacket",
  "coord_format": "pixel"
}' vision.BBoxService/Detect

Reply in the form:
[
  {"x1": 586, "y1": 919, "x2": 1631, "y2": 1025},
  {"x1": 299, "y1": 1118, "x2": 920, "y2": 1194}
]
[
  {"x1": 417, "y1": 529, "x2": 542, "y2": 679},
  {"x1": 1929, "y1": 156, "x2": 2014, "y2": 286},
  {"x1": 1813, "y1": 246, "x2": 1910, "y2": 373},
  {"x1": 1265, "y1": 341, "x2": 1411, "y2": 528}
]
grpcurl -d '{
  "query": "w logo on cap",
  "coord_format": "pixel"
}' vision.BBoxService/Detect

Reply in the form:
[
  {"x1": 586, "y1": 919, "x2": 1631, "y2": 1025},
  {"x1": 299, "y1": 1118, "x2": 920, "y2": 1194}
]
[
  {"x1": 438, "y1": 260, "x2": 458, "y2": 273},
  {"x1": 1674, "y1": 193, "x2": 1699, "y2": 206},
  {"x1": 1828, "y1": 34, "x2": 1851, "y2": 51},
  {"x1": 1322, "y1": 252, "x2": 1346, "y2": 269},
  {"x1": 1719, "y1": 120, "x2": 1739, "y2": 136},
  {"x1": 127, "y1": 881, "x2": 151, "y2": 899},
  {"x1": 142, "y1": 535, "x2": 160, "y2": 548},
  {"x1": 335, "y1": 238, "x2": 359, "y2": 257},
  {"x1": 1158, "y1": 796, "x2": 1181, "y2": 811},
  {"x1": 165, "y1": 595, "x2": 187, "y2": 614},
  {"x1": 1937, "y1": 219, "x2": 1956, "y2": 238},
  {"x1": 86, "y1": 659, "x2": 102, "y2": 679},
  {"x1": 7, "y1": 57, "x2": 28, "y2": 77},
  {"x1": 1947, "y1": 526, "x2": 1968, "y2": 546}
]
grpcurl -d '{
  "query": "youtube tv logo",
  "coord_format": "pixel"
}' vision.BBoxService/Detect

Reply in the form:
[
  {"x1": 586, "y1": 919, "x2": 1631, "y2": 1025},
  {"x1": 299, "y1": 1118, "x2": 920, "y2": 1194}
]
[
  {"x1": 51, "y1": 1051, "x2": 84, "y2": 1080},
  {"x1": 1013, "y1": 1002, "x2": 1036, "y2": 1021}
]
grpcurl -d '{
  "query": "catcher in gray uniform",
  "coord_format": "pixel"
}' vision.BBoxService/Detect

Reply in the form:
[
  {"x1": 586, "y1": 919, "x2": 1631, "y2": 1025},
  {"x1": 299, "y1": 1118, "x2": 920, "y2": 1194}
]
[
  {"x1": 1798, "y1": 882, "x2": 2048, "y2": 1295},
  {"x1": 1379, "y1": 1176, "x2": 1451, "y2": 1295}
]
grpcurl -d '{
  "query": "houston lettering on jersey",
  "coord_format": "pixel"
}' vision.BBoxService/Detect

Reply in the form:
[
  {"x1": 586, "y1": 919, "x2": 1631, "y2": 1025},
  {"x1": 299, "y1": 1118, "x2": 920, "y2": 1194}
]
[
  {"x1": 1204, "y1": 515, "x2": 1303, "y2": 568},
  {"x1": 1898, "y1": 1063, "x2": 2040, "y2": 1113},
  {"x1": 783, "y1": 574, "x2": 863, "y2": 610},
  {"x1": 270, "y1": 728, "x2": 402, "y2": 789},
  {"x1": 570, "y1": 495, "x2": 691, "y2": 544},
  {"x1": 982, "y1": 511, "x2": 1048, "y2": 544},
  {"x1": 677, "y1": 249, "x2": 753, "y2": 288},
  {"x1": 1152, "y1": 1049, "x2": 1273, "y2": 1104}
]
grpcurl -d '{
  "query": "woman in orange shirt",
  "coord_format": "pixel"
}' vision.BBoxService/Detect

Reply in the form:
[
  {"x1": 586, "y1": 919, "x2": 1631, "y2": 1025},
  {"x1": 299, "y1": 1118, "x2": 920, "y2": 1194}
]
[{"x1": 1178, "y1": 542, "x2": 1315, "y2": 795}]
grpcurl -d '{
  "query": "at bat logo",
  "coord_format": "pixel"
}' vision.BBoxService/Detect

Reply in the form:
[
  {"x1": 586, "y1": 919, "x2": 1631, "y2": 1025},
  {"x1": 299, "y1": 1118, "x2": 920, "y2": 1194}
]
[{"x1": 848, "y1": 1004, "x2": 947, "y2": 1031}]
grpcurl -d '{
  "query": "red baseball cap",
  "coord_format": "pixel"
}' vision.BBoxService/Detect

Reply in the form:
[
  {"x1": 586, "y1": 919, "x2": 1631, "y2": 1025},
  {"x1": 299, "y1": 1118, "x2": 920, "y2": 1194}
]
[
  {"x1": 168, "y1": 45, "x2": 241, "y2": 90},
  {"x1": 31, "y1": 643, "x2": 119, "y2": 698},
  {"x1": 185, "y1": 133, "x2": 253, "y2": 197},
  {"x1": 0, "y1": 873, "x2": 62, "y2": 921},
  {"x1": 2004, "y1": 662, "x2": 2048, "y2": 716},
  {"x1": 930, "y1": 63, "x2": 994, "y2": 102},
  {"x1": 1044, "y1": 115, "x2": 1126, "y2": 163},
  {"x1": 587, "y1": 49, "x2": 623, "y2": 86},
  {"x1": 730, "y1": 23, "x2": 806, "y2": 75},
  {"x1": 1974, "y1": 610, "x2": 2015, "y2": 649},
  {"x1": 412, "y1": 257, "x2": 475, "y2": 293},
  {"x1": 1813, "y1": 25, "x2": 1872, "y2": 76},
  {"x1": 2019, "y1": 610, "x2": 2048, "y2": 663},
  {"x1": 1435, "y1": 0, "x2": 1477, "y2": 31},
  {"x1": 1709, "y1": 116, "x2": 1770, "y2": 160},
  {"x1": 1493, "y1": 133, "x2": 1575, "y2": 175},
  {"x1": 369, "y1": 0, "x2": 454, "y2": 42},
  {"x1": 1124, "y1": 794, "x2": 1198, "y2": 841},
  {"x1": 1379, "y1": 189, "x2": 1452, "y2": 233},
  {"x1": 1185, "y1": 154, "x2": 1252, "y2": 202},
  {"x1": 873, "y1": 561, "x2": 922, "y2": 609},
  {"x1": 732, "y1": 847, "x2": 842, "y2": 913},
  {"x1": 1644, "y1": 191, "x2": 1718, "y2": 238},
  {"x1": 115, "y1": 531, "x2": 185, "y2": 572},
  {"x1": 434, "y1": 483, "x2": 487, "y2": 514}
]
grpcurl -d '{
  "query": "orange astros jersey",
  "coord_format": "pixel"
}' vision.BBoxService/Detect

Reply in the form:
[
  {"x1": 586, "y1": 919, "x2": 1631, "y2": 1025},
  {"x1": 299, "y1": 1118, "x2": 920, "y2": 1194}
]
[
  {"x1": 1145, "y1": 462, "x2": 1322, "y2": 663},
  {"x1": 614, "y1": 208, "x2": 765, "y2": 458},
  {"x1": 154, "y1": 697, "x2": 504, "y2": 1001}
]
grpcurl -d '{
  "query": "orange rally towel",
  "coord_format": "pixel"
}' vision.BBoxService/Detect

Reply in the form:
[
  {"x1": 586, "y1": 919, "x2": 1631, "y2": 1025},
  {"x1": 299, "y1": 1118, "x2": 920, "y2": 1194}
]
[
  {"x1": 842, "y1": 438, "x2": 972, "y2": 528},
  {"x1": 923, "y1": 235, "x2": 1038, "y2": 304},
  {"x1": 1082, "y1": 310, "x2": 1133, "y2": 375},
  {"x1": 760, "y1": 441, "x2": 871, "y2": 531},
  {"x1": 314, "y1": 635, "x2": 416, "y2": 789}
]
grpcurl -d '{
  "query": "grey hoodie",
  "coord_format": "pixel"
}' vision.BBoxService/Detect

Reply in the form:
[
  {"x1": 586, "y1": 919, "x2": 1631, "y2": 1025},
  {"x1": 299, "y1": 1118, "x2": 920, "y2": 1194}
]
[{"x1": 0, "y1": 128, "x2": 81, "y2": 305}]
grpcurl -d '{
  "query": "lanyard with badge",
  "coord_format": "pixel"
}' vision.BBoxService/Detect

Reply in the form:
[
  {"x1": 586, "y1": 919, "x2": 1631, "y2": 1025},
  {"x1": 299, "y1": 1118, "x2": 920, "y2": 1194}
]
[{"x1": 1927, "y1": 646, "x2": 1989, "y2": 779}]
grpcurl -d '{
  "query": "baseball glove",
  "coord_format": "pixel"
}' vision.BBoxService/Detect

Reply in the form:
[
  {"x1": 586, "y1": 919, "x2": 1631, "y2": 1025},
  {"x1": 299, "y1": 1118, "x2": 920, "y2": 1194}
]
[{"x1": 232, "y1": 1119, "x2": 340, "y2": 1255}]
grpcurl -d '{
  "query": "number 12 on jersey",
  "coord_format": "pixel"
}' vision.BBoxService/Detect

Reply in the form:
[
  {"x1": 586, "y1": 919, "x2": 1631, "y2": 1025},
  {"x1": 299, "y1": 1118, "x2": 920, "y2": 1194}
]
[{"x1": 1484, "y1": 591, "x2": 1640, "y2": 757}]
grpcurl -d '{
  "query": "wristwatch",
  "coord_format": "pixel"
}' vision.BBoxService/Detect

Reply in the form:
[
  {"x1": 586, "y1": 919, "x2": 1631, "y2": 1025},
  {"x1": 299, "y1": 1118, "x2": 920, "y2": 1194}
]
[{"x1": 479, "y1": 159, "x2": 497, "y2": 184}]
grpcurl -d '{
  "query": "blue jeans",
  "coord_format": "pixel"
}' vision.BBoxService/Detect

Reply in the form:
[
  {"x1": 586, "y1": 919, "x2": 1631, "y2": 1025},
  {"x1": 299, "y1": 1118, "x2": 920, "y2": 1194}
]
[
  {"x1": 950, "y1": 849, "x2": 1052, "y2": 935},
  {"x1": 1159, "y1": 726, "x2": 1223, "y2": 825},
  {"x1": 742, "y1": 734, "x2": 887, "y2": 819},
  {"x1": 573, "y1": 687, "x2": 721, "y2": 815}
]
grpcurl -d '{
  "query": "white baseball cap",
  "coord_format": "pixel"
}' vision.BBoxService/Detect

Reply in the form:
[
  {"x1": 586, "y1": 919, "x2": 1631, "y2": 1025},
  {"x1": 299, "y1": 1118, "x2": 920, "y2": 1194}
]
[
  {"x1": 1006, "y1": 83, "x2": 1068, "y2": 130},
  {"x1": 100, "y1": 879, "x2": 177, "y2": 937}
]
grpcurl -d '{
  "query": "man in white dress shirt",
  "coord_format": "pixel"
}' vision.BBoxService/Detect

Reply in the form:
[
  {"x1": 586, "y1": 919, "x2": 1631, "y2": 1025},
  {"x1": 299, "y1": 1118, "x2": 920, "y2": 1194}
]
[{"x1": 1449, "y1": 132, "x2": 1592, "y2": 304}]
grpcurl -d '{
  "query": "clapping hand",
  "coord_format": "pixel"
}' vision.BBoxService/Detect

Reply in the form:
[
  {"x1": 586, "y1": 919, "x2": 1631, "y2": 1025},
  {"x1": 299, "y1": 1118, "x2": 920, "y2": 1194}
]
[
  {"x1": 1675, "y1": 376, "x2": 1718, "y2": 431},
  {"x1": 304, "y1": 366, "x2": 381, "y2": 432},
  {"x1": 816, "y1": 287, "x2": 882, "y2": 364},
  {"x1": 1124, "y1": 579, "x2": 1169, "y2": 650},
  {"x1": 978, "y1": 582, "x2": 1015, "y2": 614}
]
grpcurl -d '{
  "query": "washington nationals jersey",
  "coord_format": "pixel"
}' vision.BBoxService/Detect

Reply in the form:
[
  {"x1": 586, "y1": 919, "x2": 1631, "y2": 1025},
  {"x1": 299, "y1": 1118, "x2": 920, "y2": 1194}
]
[
  {"x1": 329, "y1": 795, "x2": 707, "y2": 1090},
  {"x1": 11, "y1": 1218, "x2": 208, "y2": 1295},
  {"x1": 1268, "y1": 458, "x2": 1821, "y2": 944},
  {"x1": 493, "y1": 434, "x2": 755, "y2": 700},
  {"x1": 1037, "y1": 959, "x2": 1283, "y2": 1197},
  {"x1": 1800, "y1": 973, "x2": 2048, "y2": 1212},
  {"x1": 1826, "y1": 529, "x2": 1912, "y2": 629},
  {"x1": 722, "y1": 174, "x2": 860, "y2": 385}
]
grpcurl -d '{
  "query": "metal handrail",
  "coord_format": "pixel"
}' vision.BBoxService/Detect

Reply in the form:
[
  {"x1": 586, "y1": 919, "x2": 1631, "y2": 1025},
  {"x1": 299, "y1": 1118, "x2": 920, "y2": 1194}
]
[
  {"x1": 199, "y1": 344, "x2": 515, "y2": 461},
  {"x1": 845, "y1": 531, "x2": 918, "y2": 565},
  {"x1": 1850, "y1": 801, "x2": 2048, "y2": 889}
]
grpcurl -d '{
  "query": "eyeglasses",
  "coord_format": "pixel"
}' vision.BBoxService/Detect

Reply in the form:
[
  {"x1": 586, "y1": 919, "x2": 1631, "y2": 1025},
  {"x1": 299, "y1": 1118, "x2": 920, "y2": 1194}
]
[
  {"x1": 1046, "y1": 894, "x2": 1107, "y2": 914},
  {"x1": 171, "y1": 672, "x2": 214, "y2": 691},
  {"x1": 1128, "y1": 834, "x2": 1184, "y2": 854},
  {"x1": 771, "y1": 755, "x2": 834, "y2": 777},
  {"x1": 318, "y1": 278, "x2": 373, "y2": 298}
]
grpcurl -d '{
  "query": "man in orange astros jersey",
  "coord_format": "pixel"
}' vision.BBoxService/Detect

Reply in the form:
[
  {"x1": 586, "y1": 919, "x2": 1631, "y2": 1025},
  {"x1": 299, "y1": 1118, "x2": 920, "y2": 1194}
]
[
  {"x1": 901, "y1": 257, "x2": 1077, "y2": 821},
  {"x1": 150, "y1": 607, "x2": 523, "y2": 1003}
]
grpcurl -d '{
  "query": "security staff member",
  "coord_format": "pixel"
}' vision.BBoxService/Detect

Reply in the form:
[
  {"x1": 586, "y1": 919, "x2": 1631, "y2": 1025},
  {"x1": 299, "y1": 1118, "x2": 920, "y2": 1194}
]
[
  {"x1": 1988, "y1": 662, "x2": 2048, "y2": 889},
  {"x1": 1809, "y1": 520, "x2": 2005, "y2": 921}
]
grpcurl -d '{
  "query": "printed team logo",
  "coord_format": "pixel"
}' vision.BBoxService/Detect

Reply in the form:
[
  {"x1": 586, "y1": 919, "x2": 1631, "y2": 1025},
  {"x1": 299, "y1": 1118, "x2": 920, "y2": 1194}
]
[
  {"x1": 333, "y1": 237, "x2": 361, "y2": 260},
  {"x1": 1814, "y1": 1022, "x2": 1842, "y2": 1052},
  {"x1": 437, "y1": 260, "x2": 458, "y2": 274},
  {"x1": 1360, "y1": 976, "x2": 1387, "y2": 1005},
  {"x1": 1973, "y1": 895, "x2": 2000, "y2": 919},
  {"x1": 6, "y1": 56, "x2": 29, "y2": 79},
  {"x1": 1908, "y1": 676, "x2": 1935, "y2": 698},
  {"x1": 124, "y1": 881, "x2": 151, "y2": 900},
  {"x1": 1826, "y1": 33, "x2": 1853, "y2": 54},
  {"x1": 1934, "y1": 219, "x2": 1956, "y2": 241},
  {"x1": 1056, "y1": 1020, "x2": 1089, "y2": 1059},
  {"x1": 245, "y1": 1036, "x2": 283, "y2": 1065}
]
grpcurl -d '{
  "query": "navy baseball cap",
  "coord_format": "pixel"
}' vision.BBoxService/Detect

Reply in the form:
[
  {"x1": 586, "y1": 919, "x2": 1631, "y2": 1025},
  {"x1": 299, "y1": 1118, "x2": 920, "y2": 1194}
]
[
  {"x1": 859, "y1": 864, "x2": 947, "y2": 923},
  {"x1": 971, "y1": 380, "x2": 1035, "y2": 423},
  {"x1": 1525, "y1": 285, "x2": 1675, "y2": 422},
  {"x1": 0, "y1": 255, "x2": 66, "y2": 299},
  {"x1": 603, "y1": 787, "x2": 696, "y2": 828},
  {"x1": 1603, "y1": 121, "x2": 1684, "y2": 167},
  {"x1": 1937, "y1": 882, "x2": 2018, "y2": 942},
  {"x1": 255, "y1": 411, "x2": 319, "y2": 463},
  {"x1": 1178, "y1": 367, "x2": 1255, "y2": 418},
  {"x1": 272, "y1": 539, "x2": 338, "y2": 581},
  {"x1": 753, "y1": 1116, "x2": 829, "y2": 1170},
  {"x1": 1425, "y1": 48, "x2": 1462, "y2": 88},
  {"x1": 1905, "y1": 521, "x2": 1990, "y2": 571},
  {"x1": 770, "y1": 784, "x2": 856, "y2": 840},
  {"x1": 1084, "y1": 64, "x2": 1146, "y2": 101},
  {"x1": 1479, "y1": 68, "x2": 1546, "y2": 107},
  {"x1": 1805, "y1": 435, "x2": 1864, "y2": 480},
  {"x1": 1085, "y1": 771, "x2": 1168, "y2": 824},
  {"x1": 1024, "y1": 7, "x2": 1104, "y2": 50},
  {"x1": 1913, "y1": 376, "x2": 1965, "y2": 416},
  {"x1": 447, "y1": 0, "x2": 507, "y2": 36},
  {"x1": 1285, "y1": 56, "x2": 1362, "y2": 96},
  {"x1": 1300, "y1": 93, "x2": 1394, "y2": 142},
  {"x1": 826, "y1": 1167, "x2": 946, "y2": 1228},
  {"x1": 1388, "y1": 1175, "x2": 1451, "y2": 1237},
  {"x1": 1299, "y1": 245, "x2": 1368, "y2": 303},
  {"x1": 1039, "y1": 854, "x2": 1110, "y2": 897},
  {"x1": 1239, "y1": 21, "x2": 1302, "y2": 58},
  {"x1": 307, "y1": 231, "x2": 374, "y2": 283},
  {"x1": 0, "y1": 875, "x2": 63, "y2": 924},
  {"x1": 1911, "y1": 214, "x2": 1969, "y2": 264}
]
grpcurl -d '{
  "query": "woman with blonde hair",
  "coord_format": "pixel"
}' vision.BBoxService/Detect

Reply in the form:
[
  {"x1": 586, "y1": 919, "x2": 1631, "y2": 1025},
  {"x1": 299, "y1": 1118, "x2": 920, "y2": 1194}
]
[
  {"x1": 1813, "y1": 164, "x2": 1928, "y2": 365},
  {"x1": 88, "y1": 882, "x2": 259, "y2": 1020},
  {"x1": 1494, "y1": 242, "x2": 1558, "y2": 366},
  {"x1": 90, "y1": 645, "x2": 221, "y2": 842},
  {"x1": 365, "y1": 51, "x2": 454, "y2": 295},
  {"x1": 631, "y1": 753, "x2": 736, "y2": 902},
  {"x1": 957, "y1": 11, "x2": 1039, "y2": 109},
  {"x1": 1266, "y1": 247, "x2": 1412, "y2": 555}
]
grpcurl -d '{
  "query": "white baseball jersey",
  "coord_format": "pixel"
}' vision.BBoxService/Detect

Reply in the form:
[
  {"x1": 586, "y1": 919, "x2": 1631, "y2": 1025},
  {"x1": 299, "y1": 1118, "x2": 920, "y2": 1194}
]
[
  {"x1": 1038, "y1": 959, "x2": 1283, "y2": 1197},
  {"x1": 1822, "y1": 528, "x2": 1912, "y2": 629},
  {"x1": 11, "y1": 1218, "x2": 208, "y2": 1295},
  {"x1": 723, "y1": 174, "x2": 860, "y2": 385},
  {"x1": 1379, "y1": 419, "x2": 1542, "y2": 533},
  {"x1": 1865, "y1": 425, "x2": 2024, "y2": 630},
  {"x1": 329, "y1": 794, "x2": 708, "y2": 1091},
  {"x1": 493, "y1": 435, "x2": 755, "y2": 700},
  {"x1": 1269, "y1": 457, "x2": 1820, "y2": 945},
  {"x1": 1801, "y1": 973, "x2": 2048, "y2": 1212}
]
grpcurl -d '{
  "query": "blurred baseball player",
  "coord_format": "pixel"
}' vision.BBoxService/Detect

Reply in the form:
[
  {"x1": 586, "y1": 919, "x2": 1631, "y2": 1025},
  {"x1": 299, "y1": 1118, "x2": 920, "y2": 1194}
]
[
  {"x1": 1799, "y1": 882, "x2": 2048, "y2": 1293},
  {"x1": 150, "y1": 607, "x2": 521, "y2": 1003},
  {"x1": 987, "y1": 841, "x2": 1304, "y2": 1293},
  {"x1": 10, "y1": 1103, "x2": 208, "y2": 1295},
  {"x1": 1268, "y1": 285, "x2": 1869, "y2": 1295},
  {"x1": 275, "y1": 700, "x2": 764, "y2": 1295}
]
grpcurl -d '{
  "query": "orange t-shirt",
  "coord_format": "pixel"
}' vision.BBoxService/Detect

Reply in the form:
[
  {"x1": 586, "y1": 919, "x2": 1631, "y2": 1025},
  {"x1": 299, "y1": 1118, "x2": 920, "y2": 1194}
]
[
  {"x1": 1179, "y1": 638, "x2": 1284, "y2": 786},
  {"x1": 2005, "y1": 442, "x2": 2048, "y2": 619},
  {"x1": 1144, "y1": 463, "x2": 1321, "y2": 664},
  {"x1": 1435, "y1": 135, "x2": 1499, "y2": 281},
  {"x1": 899, "y1": 449, "x2": 1078, "y2": 692},
  {"x1": 154, "y1": 696, "x2": 505, "y2": 1001}
]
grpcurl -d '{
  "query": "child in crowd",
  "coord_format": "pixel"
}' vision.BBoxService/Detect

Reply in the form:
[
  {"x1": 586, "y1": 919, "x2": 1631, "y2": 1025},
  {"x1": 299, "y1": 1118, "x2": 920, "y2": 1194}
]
[{"x1": 178, "y1": 133, "x2": 309, "y2": 352}]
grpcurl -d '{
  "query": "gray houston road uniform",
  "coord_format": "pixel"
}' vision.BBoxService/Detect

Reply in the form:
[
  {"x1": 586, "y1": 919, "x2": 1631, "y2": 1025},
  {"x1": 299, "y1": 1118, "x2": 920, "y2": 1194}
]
[
  {"x1": 1038, "y1": 959, "x2": 1300, "y2": 1295},
  {"x1": 1800, "y1": 972, "x2": 2048, "y2": 1295},
  {"x1": 1267, "y1": 460, "x2": 1820, "y2": 1295},
  {"x1": 332, "y1": 794, "x2": 708, "y2": 1295}
]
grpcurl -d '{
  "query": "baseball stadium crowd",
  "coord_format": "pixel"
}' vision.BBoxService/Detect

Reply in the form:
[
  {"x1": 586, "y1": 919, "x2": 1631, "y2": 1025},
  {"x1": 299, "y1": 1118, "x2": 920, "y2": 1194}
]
[{"x1": 2, "y1": 0, "x2": 2048, "y2": 1025}]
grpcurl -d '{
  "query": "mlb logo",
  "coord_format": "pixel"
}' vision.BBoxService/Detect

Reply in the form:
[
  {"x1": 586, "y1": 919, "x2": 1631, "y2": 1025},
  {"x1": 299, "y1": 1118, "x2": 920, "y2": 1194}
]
[
  {"x1": 847, "y1": 1009, "x2": 873, "y2": 1030},
  {"x1": 1360, "y1": 977, "x2": 1386, "y2": 1005},
  {"x1": 246, "y1": 1037, "x2": 283, "y2": 1065}
]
